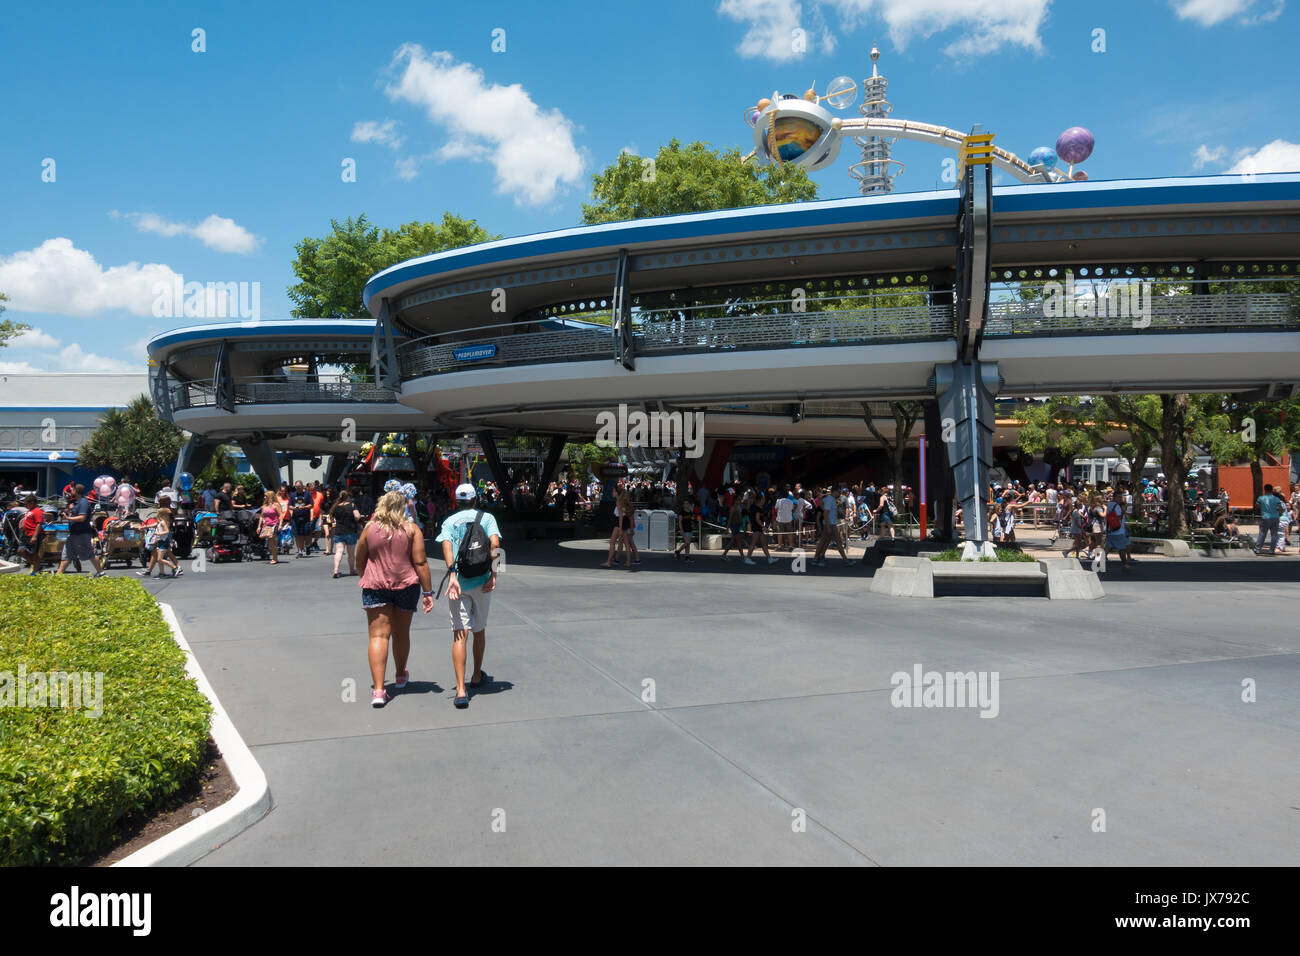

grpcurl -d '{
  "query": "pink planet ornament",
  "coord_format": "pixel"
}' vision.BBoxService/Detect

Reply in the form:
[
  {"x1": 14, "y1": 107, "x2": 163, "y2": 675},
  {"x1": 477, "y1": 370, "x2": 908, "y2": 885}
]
[
  {"x1": 1072, "y1": 170, "x2": 1089, "y2": 181},
  {"x1": 1056, "y1": 127, "x2": 1094, "y2": 165}
]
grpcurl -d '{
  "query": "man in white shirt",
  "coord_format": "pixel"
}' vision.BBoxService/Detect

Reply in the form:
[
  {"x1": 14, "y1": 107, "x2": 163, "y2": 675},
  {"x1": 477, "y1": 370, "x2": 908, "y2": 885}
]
[{"x1": 774, "y1": 489, "x2": 794, "y2": 550}]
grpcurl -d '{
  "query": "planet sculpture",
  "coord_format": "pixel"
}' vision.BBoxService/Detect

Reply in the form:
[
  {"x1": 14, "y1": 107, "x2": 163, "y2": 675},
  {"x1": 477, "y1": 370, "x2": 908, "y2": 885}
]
[
  {"x1": 1072, "y1": 170, "x2": 1089, "y2": 181},
  {"x1": 1029, "y1": 146, "x2": 1058, "y2": 169},
  {"x1": 1055, "y1": 127, "x2": 1094, "y2": 165}
]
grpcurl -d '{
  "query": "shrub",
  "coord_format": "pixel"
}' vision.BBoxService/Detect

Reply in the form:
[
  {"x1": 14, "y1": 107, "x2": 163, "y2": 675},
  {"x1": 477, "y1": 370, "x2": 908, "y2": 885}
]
[{"x1": 0, "y1": 577, "x2": 211, "y2": 865}]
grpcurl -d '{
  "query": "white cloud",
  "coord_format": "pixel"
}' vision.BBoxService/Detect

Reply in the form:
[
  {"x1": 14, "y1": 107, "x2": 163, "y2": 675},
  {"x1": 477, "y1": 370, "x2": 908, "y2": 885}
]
[
  {"x1": 1192, "y1": 144, "x2": 1227, "y2": 169},
  {"x1": 1226, "y1": 139, "x2": 1300, "y2": 174},
  {"x1": 0, "y1": 238, "x2": 180, "y2": 317},
  {"x1": 0, "y1": 340, "x2": 141, "y2": 373},
  {"x1": 54, "y1": 343, "x2": 139, "y2": 372},
  {"x1": 719, "y1": 0, "x2": 808, "y2": 61},
  {"x1": 112, "y1": 210, "x2": 261, "y2": 254},
  {"x1": 383, "y1": 44, "x2": 585, "y2": 206},
  {"x1": 1170, "y1": 0, "x2": 1284, "y2": 26},
  {"x1": 351, "y1": 119, "x2": 404, "y2": 150},
  {"x1": 720, "y1": 0, "x2": 1051, "y2": 60},
  {"x1": 8, "y1": 327, "x2": 62, "y2": 349},
  {"x1": 0, "y1": 360, "x2": 42, "y2": 373}
]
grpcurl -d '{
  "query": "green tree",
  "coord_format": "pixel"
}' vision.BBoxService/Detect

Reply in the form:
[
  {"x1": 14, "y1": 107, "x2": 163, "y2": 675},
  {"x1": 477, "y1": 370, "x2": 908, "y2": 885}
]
[
  {"x1": 580, "y1": 139, "x2": 818, "y2": 225},
  {"x1": 78, "y1": 396, "x2": 186, "y2": 495},
  {"x1": 0, "y1": 292, "x2": 31, "y2": 348},
  {"x1": 1196, "y1": 394, "x2": 1300, "y2": 504},
  {"x1": 286, "y1": 213, "x2": 499, "y2": 501},
  {"x1": 862, "y1": 402, "x2": 923, "y2": 513}
]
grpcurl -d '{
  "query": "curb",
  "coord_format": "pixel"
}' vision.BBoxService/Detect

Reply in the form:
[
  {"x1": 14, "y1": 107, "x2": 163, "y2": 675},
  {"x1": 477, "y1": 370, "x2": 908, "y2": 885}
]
[{"x1": 113, "y1": 602, "x2": 272, "y2": 867}]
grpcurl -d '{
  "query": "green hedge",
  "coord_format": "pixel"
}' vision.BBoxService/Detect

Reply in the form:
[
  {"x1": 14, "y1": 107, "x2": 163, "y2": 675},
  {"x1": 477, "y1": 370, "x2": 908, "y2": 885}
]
[
  {"x1": 930, "y1": 547, "x2": 1036, "y2": 562},
  {"x1": 0, "y1": 577, "x2": 211, "y2": 865}
]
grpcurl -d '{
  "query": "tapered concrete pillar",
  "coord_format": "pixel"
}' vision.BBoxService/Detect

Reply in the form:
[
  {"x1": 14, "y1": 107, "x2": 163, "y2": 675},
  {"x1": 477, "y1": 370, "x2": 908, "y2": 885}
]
[{"x1": 935, "y1": 360, "x2": 999, "y2": 555}]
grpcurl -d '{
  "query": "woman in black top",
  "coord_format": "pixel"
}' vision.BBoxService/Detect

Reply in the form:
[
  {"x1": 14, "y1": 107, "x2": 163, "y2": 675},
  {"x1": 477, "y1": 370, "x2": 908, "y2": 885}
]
[
  {"x1": 327, "y1": 490, "x2": 363, "y2": 578},
  {"x1": 744, "y1": 490, "x2": 776, "y2": 566},
  {"x1": 674, "y1": 492, "x2": 696, "y2": 563}
]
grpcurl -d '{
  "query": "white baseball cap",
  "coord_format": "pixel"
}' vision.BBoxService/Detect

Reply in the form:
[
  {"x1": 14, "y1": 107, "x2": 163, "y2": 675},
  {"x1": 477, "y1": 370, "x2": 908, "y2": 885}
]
[{"x1": 455, "y1": 483, "x2": 477, "y2": 500}]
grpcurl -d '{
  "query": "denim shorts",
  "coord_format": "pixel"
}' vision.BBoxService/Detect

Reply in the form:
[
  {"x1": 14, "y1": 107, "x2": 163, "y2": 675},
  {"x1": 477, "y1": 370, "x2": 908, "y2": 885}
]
[
  {"x1": 292, "y1": 515, "x2": 313, "y2": 536},
  {"x1": 362, "y1": 582, "x2": 420, "y2": 612},
  {"x1": 334, "y1": 532, "x2": 358, "y2": 546}
]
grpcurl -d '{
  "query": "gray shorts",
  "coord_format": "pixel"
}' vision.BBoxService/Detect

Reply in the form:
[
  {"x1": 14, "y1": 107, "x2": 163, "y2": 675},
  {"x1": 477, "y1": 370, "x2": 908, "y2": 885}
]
[
  {"x1": 449, "y1": 587, "x2": 492, "y2": 633},
  {"x1": 62, "y1": 535, "x2": 94, "y2": 561}
]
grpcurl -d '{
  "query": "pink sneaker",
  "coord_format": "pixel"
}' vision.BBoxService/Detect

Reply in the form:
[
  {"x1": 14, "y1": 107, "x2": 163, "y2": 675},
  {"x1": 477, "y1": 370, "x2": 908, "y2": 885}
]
[
  {"x1": 394, "y1": 669, "x2": 409, "y2": 690},
  {"x1": 371, "y1": 688, "x2": 391, "y2": 708}
]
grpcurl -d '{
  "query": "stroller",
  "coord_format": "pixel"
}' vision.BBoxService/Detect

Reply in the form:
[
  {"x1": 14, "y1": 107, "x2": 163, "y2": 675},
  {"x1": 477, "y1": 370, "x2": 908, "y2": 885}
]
[
  {"x1": 40, "y1": 519, "x2": 70, "y2": 568},
  {"x1": 101, "y1": 515, "x2": 144, "y2": 568},
  {"x1": 193, "y1": 511, "x2": 221, "y2": 551},
  {"x1": 206, "y1": 518, "x2": 244, "y2": 563},
  {"x1": 1, "y1": 506, "x2": 28, "y2": 563}
]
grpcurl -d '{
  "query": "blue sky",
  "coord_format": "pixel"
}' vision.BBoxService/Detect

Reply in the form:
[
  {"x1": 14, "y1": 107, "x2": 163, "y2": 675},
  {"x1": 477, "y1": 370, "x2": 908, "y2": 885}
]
[{"x1": 1, "y1": 0, "x2": 1296, "y2": 373}]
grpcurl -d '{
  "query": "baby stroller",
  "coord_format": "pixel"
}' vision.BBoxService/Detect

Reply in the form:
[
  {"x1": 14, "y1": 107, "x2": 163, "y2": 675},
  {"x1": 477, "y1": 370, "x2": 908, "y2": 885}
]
[
  {"x1": 1, "y1": 505, "x2": 27, "y2": 563},
  {"x1": 101, "y1": 515, "x2": 144, "y2": 568},
  {"x1": 206, "y1": 518, "x2": 244, "y2": 563},
  {"x1": 193, "y1": 511, "x2": 221, "y2": 551},
  {"x1": 40, "y1": 519, "x2": 70, "y2": 568}
]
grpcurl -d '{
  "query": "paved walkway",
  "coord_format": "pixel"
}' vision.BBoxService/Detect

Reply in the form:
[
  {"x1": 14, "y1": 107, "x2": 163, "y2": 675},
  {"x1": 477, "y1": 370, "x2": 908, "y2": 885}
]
[{"x1": 134, "y1": 541, "x2": 1300, "y2": 865}]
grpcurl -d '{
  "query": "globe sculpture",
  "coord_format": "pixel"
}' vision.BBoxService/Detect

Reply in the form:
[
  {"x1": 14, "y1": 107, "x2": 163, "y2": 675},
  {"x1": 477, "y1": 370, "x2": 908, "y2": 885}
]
[
  {"x1": 1055, "y1": 127, "x2": 1094, "y2": 165},
  {"x1": 1029, "y1": 146, "x2": 1058, "y2": 170}
]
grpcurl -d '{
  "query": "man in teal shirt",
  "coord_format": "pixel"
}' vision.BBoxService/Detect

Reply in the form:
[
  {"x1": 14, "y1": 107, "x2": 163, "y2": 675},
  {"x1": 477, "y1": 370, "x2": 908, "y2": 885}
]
[
  {"x1": 436, "y1": 483, "x2": 502, "y2": 708},
  {"x1": 1254, "y1": 484, "x2": 1283, "y2": 555}
]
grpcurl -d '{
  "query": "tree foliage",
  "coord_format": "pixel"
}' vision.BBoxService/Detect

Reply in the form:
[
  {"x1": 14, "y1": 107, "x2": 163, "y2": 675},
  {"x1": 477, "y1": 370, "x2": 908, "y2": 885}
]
[
  {"x1": 78, "y1": 396, "x2": 186, "y2": 494},
  {"x1": 0, "y1": 292, "x2": 31, "y2": 349},
  {"x1": 287, "y1": 213, "x2": 499, "y2": 318},
  {"x1": 580, "y1": 139, "x2": 818, "y2": 225}
]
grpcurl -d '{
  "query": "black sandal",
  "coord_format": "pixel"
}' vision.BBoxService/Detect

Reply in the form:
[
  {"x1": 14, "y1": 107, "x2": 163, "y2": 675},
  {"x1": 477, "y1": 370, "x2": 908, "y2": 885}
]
[
  {"x1": 454, "y1": 693, "x2": 469, "y2": 709},
  {"x1": 469, "y1": 671, "x2": 490, "y2": 688}
]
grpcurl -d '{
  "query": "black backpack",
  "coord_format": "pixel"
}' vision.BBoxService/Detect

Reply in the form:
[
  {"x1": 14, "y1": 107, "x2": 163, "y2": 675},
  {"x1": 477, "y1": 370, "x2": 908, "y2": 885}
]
[
  {"x1": 456, "y1": 510, "x2": 492, "y2": 579},
  {"x1": 435, "y1": 510, "x2": 492, "y2": 599}
]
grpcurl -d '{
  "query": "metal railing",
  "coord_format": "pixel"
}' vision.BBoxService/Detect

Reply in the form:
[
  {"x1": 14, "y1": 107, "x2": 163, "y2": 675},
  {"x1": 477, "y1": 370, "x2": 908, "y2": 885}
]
[
  {"x1": 634, "y1": 305, "x2": 953, "y2": 353},
  {"x1": 983, "y1": 293, "x2": 1296, "y2": 336},
  {"x1": 385, "y1": 292, "x2": 1296, "y2": 381},
  {"x1": 170, "y1": 375, "x2": 398, "y2": 410},
  {"x1": 396, "y1": 304, "x2": 954, "y2": 379}
]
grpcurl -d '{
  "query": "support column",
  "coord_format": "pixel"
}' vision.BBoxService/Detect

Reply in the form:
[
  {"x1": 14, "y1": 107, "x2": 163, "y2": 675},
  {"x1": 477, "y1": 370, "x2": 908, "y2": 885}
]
[
  {"x1": 240, "y1": 438, "x2": 283, "y2": 491},
  {"x1": 149, "y1": 359, "x2": 174, "y2": 422},
  {"x1": 213, "y1": 342, "x2": 235, "y2": 413},
  {"x1": 923, "y1": 400, "x2": 955, "y2": 540},
  {"x1": 935, "y1": 360, "x2": 1000, "y2": 556},
  {"x1": 173, "y1": 435, "x2": 220, "y2": 486},
  {"x1": 323, "y1": 453, "x2": 350, "y2": 488},
  {"x1": 371, "y1": 298, "x2": 400, "y2": 389},
  {"x1": 536, "y1": 435, "x2": 567, "y2": 508},
  {"x1": 477, "y1": 433, "x2": 520, "y2": 506},
  {"x1": 612, "y1": 249, "x2": 635, "y2": 370}
]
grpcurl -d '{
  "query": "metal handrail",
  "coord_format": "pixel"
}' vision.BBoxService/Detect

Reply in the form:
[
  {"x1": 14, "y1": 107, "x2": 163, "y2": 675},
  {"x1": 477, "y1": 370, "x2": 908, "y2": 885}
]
[
  {"x1": 983, "y1": 293, "x2": 1295, "y2": 336},
  {"x1": 170, "y1": 375, "x2": 398, "y2": 410}
]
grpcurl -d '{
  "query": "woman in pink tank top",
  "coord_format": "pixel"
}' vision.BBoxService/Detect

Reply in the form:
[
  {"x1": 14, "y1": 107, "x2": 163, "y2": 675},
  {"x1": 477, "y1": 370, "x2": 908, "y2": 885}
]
[{"x1": 355, "y1": 490, "x2": 434, "y2": 707}]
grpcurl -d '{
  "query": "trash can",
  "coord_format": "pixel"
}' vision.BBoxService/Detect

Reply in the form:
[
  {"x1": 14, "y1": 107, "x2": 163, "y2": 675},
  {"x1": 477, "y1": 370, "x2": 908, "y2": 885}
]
[
  {"x1": 632, "y1": 510, "x2": 650, "y2": 551},
  {"x1": 648, "y1": 510, "x2": 673, "y2": 551}
]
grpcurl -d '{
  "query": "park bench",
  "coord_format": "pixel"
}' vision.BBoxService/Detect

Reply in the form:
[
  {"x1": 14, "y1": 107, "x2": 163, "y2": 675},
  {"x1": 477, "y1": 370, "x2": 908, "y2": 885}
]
[{"x1": 1128, "y1": 537, "x2": 1191, "y2": 558}]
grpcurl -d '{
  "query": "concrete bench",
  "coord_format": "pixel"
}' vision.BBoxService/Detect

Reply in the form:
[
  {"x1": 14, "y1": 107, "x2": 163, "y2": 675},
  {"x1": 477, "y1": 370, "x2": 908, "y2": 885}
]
[
  {"x1": 1128, "y1": 537, "x2": 1191, "y2": 558},
  {"x1": 870, "y1": 555, "x2": 1103, "y2": 600}
]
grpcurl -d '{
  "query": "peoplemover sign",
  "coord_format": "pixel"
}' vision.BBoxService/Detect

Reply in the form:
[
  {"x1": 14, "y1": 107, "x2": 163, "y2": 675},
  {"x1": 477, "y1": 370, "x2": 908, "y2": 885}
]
[{"x1": 454, "y1": 344, "x2": 498, "y2": 362}]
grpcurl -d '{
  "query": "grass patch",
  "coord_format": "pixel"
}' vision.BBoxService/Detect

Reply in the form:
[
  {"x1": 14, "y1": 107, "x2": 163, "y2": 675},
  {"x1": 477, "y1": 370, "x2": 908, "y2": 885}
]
[
  {"x1": 0, "y1": 576, "x2": 211, "y2": 866},
  {"x1": 930, "y1": 547, "x2": 1036, "y2": 562}
]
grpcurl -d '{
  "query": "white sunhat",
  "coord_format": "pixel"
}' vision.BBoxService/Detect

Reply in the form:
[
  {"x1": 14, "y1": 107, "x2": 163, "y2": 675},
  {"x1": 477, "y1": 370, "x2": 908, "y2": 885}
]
[{"x1": 455, "y1": 483, "x2": 477, "y2": 500}]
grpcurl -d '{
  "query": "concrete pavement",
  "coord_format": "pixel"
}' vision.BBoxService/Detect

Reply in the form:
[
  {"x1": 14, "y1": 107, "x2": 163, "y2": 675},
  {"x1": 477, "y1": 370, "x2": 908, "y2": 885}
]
[{"x1": 128, "y1": 539, "x2": 1300, "y2": 866}]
